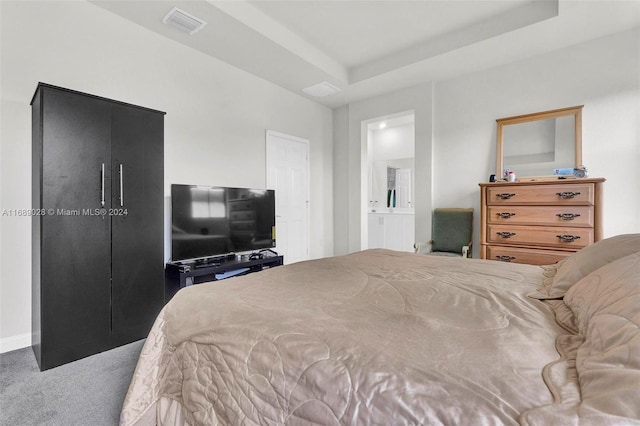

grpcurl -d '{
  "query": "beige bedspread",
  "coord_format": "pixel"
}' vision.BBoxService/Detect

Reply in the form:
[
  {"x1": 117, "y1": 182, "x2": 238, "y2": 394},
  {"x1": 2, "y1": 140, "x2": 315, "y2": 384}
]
[{"x1": 121, "y1": 249, "x2": 565, "y2": 425}]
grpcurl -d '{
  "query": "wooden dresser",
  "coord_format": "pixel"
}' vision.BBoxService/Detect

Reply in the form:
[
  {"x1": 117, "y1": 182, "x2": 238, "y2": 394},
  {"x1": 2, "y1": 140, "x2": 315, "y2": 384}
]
[{"x1": 479, "y1": 178, "x2": 605, "y2": 265}]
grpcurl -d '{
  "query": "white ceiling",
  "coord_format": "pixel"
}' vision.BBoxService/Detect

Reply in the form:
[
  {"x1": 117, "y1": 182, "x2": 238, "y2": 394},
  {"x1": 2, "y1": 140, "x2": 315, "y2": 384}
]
[{"x1": 91, "y1": 0, "x2": 640, "y2": 108}]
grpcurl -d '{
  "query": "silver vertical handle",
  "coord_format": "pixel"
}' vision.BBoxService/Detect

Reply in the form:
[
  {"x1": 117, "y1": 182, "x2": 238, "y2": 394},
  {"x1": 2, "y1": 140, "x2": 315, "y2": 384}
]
[
  {"x1": 101, "y1": 163, "x2": 105, "y2": 207},
  {"x1": 119, "y1": 164, "x2": 124, "y2": 207}
]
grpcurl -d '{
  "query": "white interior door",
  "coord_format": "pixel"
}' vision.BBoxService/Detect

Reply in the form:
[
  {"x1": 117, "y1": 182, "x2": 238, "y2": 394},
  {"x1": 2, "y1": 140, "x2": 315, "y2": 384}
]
[
  {"x1": 266, "y1": 131, "x2": 310, "y2": 264},
  {"x1": 395, "y1": 168, "x2": 412, "y2": 208}
]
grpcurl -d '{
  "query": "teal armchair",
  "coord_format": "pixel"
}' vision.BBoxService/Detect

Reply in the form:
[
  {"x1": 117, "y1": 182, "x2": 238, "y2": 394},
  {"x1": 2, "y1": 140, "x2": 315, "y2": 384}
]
[{"x1": 414, "y1": 208, "x2": 474, "y2": 258}]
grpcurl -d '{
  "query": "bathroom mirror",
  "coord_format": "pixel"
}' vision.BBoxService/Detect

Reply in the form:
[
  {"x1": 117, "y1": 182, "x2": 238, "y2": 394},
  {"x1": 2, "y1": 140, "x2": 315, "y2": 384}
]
[
  {"x1": 366, "y1": 112, "x2": 415, "y2": 211},
  {"x1": 371, "y1": 158, "x2": 414, "y2": 209},
  {"x1": 496, "y1": 105, "x2": 583, "y2": 179}
]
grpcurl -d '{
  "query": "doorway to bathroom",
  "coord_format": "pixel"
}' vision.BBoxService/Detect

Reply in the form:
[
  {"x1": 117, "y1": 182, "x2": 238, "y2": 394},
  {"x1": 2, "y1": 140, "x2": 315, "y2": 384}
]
[{"x1": 365, "y1": 111, "x2": 415, "y2": 252}]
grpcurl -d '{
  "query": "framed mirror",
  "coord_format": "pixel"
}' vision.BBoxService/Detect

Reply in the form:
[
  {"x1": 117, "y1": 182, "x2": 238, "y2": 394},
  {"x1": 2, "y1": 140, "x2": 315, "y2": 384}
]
[{"x1": 496, "y1": 105, "x2": 583, "y2": 180}]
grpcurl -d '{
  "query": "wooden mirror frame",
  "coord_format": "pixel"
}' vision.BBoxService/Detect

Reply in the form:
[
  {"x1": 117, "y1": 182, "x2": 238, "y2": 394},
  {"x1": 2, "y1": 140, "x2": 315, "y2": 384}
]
[{"x1": 496, "y1": 105, "x2": 583, "y2": 180}]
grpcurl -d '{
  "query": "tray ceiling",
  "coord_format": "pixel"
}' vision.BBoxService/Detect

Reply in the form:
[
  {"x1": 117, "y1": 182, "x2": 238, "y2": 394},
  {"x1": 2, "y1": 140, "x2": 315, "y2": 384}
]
[{"x1": 91, "y1": 0, "x2": 640, "y2": 108}]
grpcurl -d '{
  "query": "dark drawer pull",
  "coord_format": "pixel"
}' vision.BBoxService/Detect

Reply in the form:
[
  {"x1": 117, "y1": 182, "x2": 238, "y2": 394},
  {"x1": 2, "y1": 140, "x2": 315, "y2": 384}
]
[
  {"x1": 556, "y1": 213, "x2": 581, "y2": 221},
  {"x1": 556, "y1": 191, "x2": 581, "y2": 199},
  {"x1": 496, "y1": 212, "x2": 516, "y2": 219},
  {"x1": 496, "y1": 231, "x2": 516, "y2": 238},
  {"x1": 557, "y1": 234, "x2": 581, "y2": 243},
  {"x1": 496, "y1": 255, "x2": 516, "y2": 262},
  {"x1": 496, "y1": 193, "x2": 516, "y2": 200}
]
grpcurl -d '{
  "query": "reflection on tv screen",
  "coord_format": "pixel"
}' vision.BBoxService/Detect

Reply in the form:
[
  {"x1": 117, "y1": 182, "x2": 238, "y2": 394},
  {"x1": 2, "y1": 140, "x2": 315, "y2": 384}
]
[{"x1": 171, "y1": 185, "x2": 275, "y2": 261}]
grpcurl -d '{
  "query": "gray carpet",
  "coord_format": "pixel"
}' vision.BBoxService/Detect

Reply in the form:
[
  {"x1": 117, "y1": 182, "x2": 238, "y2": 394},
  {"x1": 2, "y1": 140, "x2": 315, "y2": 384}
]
[{"x1": 0, "y1": 340, "x2": 145, "y2": 426}]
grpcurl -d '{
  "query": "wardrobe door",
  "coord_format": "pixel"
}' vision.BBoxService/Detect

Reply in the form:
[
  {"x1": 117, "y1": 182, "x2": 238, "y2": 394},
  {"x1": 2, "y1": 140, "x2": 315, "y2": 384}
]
[
  {"x1": 40, "y1": 88, "x2": 112, "y2": 369},
  {"x1": 110, "y1": 104, "x2": 164, "y2": 339}
]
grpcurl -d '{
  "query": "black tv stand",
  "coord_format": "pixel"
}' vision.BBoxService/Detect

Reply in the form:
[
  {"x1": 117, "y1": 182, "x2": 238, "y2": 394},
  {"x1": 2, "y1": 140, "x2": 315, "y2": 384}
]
[
  {"x1": 194, "y1": 260, "x2": 221, "y2": 269},
  {"x1": 165, "y1": 254, "x2": 284, "y2": 301},
  {"x1": 191, "y1": 253, "x2": 234, "y2": 267}
]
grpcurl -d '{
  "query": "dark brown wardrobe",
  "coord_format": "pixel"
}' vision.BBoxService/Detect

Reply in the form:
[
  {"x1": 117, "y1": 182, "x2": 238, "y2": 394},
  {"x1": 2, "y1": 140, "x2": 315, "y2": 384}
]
[{"x1": 31, "y1": 83, "x2": 165, "y2": 370}]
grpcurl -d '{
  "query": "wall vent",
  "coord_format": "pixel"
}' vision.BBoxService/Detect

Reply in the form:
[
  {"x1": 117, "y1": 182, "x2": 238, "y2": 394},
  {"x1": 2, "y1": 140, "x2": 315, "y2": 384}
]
[{"x1": 163, "y1": 7, "x2": 207, "y2": 35}]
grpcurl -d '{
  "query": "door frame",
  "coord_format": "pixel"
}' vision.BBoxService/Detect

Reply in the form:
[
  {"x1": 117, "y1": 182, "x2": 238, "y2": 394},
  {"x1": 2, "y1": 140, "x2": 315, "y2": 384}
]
[
  {"x1": 362, "y1": 111, "x2": 415, "y2": 249},
  {"x1": 265, "y1": 130, "x2": 311, "y2": 263}
]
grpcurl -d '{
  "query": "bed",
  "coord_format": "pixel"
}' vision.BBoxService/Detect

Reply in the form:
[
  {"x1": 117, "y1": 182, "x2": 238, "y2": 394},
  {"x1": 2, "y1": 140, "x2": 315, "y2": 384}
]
[{"x1": 120, "y1": 234, "x2": 640, "y2": 426}]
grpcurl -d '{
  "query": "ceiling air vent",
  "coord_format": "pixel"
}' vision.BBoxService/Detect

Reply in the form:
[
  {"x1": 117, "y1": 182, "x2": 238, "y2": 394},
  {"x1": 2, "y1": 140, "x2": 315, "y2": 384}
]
[
  {"x1": 302, "y1": 81, "x2": 341, "y2": 97},
  {"x1": 163, "y1": 7, "x2": 207, "y2": 35}
]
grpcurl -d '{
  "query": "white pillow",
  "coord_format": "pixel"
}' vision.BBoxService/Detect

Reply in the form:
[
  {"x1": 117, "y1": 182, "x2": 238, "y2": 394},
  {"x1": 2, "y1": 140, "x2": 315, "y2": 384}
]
[
  {"x1": 533, "y1": 234, "x2": 640, "y2": 299},
  {"x1": 521, "y1": 252, "x2": 640, "y2": 425},
  {"x1": 565, "y1": 252, "x2": 640, "y2": 420}
]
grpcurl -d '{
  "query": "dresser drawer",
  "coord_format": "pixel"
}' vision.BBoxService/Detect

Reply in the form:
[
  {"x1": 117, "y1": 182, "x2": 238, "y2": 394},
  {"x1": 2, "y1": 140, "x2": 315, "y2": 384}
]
[
  {"x1": 487, "y1": 246, "x2": 571, "y2": 265},
  {"x1": 230, "y1": 210, "x2": 256, "y2": 221},
  {"x1": 487, "y1": 205, "x2": 594, "y2": 227},
  {"x1": 486, "y1": 183, "x2": 594, "y2": 205},
  {"x1": 487, "y1": 224, "x2": 593, "y2": 248},
  {"x1": 229, "y1": 200, "x2": 254, "y2": 211}
]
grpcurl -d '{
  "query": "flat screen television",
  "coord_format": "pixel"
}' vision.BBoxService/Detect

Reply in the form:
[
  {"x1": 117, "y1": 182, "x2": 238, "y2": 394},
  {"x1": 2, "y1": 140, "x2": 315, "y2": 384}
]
[{"x1": 171, "y1": 184, "x2": 276, "y2": 262}]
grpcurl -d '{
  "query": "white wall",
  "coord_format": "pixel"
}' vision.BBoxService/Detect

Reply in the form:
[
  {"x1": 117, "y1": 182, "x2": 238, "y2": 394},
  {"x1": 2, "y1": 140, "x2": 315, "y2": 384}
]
[
  {"x1": 0, "y1": 1, "x2": 333, "y2": 352},
  {"x1": 333, "y1": 83, "x2": 434, "y2": 255},
  {"x1": 336, "y1": 27, "x2": 639, "y2": 259},
  {"x1": 434, "y1": 28, "x2": 640, "y2": 252},
  {"x1": 371, "y1": 124, "x2": 415, "y2": 162}
]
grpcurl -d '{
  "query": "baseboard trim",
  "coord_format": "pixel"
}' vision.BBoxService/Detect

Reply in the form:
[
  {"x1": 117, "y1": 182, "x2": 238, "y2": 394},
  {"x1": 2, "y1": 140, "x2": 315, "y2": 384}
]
[{"x1": 0, "y1": 333, "x2": 31, "y2": 353}]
